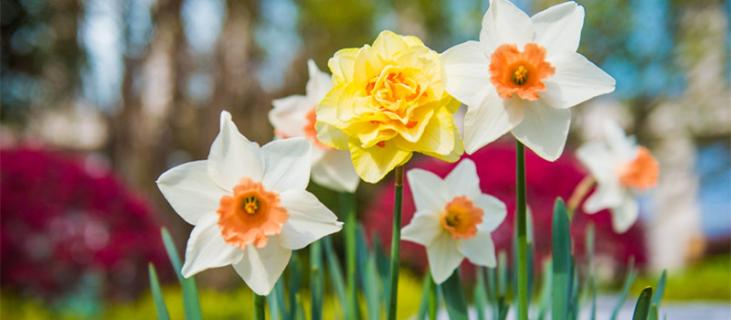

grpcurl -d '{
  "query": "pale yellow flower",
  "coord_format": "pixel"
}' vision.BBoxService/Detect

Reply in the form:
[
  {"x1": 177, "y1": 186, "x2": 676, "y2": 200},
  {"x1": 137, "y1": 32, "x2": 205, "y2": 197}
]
[{"x1": 316, "y1": 30, "x2": 463, "y2": 183}]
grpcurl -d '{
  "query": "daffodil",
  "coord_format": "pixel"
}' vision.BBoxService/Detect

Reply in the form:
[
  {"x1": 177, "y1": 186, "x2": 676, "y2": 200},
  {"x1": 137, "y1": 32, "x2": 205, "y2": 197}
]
[
  {"x1": 577, "y1": 121, "x2": 659, "y2": 233},
  {"x1": 269, "y1": 60, "x2": 359, "y2": 192},
  {"x1": 156, "y1": 111, "x2": 342, "y2": 295},
  {"x1": 401, "y1": 159, "x2": 507, "y2": 283},
  {"x1": 442, "y1": 0, "x2": 616, "y2": 160},
  {"x1": 317, "y1": 30, "x2": 463, "y2": 183}
]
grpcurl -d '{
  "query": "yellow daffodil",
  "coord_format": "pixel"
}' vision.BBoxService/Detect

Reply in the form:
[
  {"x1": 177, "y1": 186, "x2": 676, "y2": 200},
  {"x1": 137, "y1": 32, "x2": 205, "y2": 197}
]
[
  {"x1": 577, "y1": 120, "x2": 659, "y2": 233},
  {"x1": 442, "y1": 0, "x2": 615, "y2": 160},
  {"x1": 316, "y1": 30, "x2": 463, "y2": 183}
]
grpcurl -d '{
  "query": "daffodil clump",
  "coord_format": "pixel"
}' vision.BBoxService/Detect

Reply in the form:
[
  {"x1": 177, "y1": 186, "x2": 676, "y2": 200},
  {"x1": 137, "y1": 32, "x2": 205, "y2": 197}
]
[
  {"x1": 149, "y1": 1, "x2": 669, "y2": 320},
  {"x1": 316, "y1": 31, "x2": 463, "y2": 183}
]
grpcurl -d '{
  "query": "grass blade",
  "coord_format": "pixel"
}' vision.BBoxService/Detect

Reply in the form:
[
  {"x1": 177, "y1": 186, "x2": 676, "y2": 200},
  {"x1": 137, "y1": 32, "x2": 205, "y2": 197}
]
[
  {"x1": 632, "y1": 287, "x2": 653, "y2": 320},
  {"x1": 610, "y1": 258, "x2": 638, "y2": 320},
  {"x1": 160, "y1": 228, "x2": 202, "y2": 320},
  {"x1": 416, "y1": 273, "x2": 431, "y2": 320},
  {"x1": 536, "y1": 260, "x2": 552, "y2": 320},
  {"x1": 363, "y1": 253, "x2": 382, "y2": 320},
  {"x1": 586, "y1": 224, "x2": 597, "y2": 320},
  {"x1": 148, "y1": 263, "x2": 170, "y2": 320},
  {"x1": 651, "y1": 270, "x2": 667, "y2": 307},
  {"x1": 310, "y1": 241, "x2": 324, "y2": 320},
  {"x1": 475, "y1": 268, "x2": 488, "y2": 320},
  {"x1": 440, "y1": 270, "x2": 468, "y2": 320},
  {"x1": 551, "y1": 199, "x2": 571, "y2": 320},
  {"x1": 323, "y1": 237, "x2": 346, "y2": 313},
  {"x1": 269, "y1": 279, "x2": 285, "y2": 320}
]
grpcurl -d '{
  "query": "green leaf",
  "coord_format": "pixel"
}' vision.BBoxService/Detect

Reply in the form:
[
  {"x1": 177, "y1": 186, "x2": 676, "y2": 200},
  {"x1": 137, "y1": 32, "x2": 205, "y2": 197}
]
[
  {"x1": 416, "y1": 273, "x2": 431, "y2": 320},
  {"x1": 323, "y1": 237, "x2": 346, "y2": 314},
  {"x1": 551, "y1": 199, "x2": 571, "y2": 320},
  {"x1": 287, "y1": 253, "x2": 302, "y2": 320},
  {"x1": 632, "y1": 287, "x2": 653, "y2": 320},
  {"x1": 652, "y1": 270, "x2": 667, "y2": 307},
  {"x1": 536, "y1": 260, "x2": 552, "y2": 320},
  {"x1": 440, "y1": 271, "x2": 468, "y2": 320},
  {"x1": 160, "y1": 228, "x2": 202, "y2": 320},
  {"x1": 586, "y1": 224, "x2": 597, "y2": 320},
  {"x1": 363, "y1": 253, "x2": 382, "y2": 320},
  {"x1": 148, "y1": 263, "x2": 170, "y2": 320},
  {"x1": 648, "y1": 304, "x2": 659, "y2": 320},
  {"x1": 610, "y1": 258, "x2": 638, "y2": 320},
  {"x1": 268, "y1": 280, "x2": 286, "y2": 320},
  {"x1": 474, "y1": 268, "x2": 488, "y2": 320},
  {"x1": 310, "y1": 241, "x2": 324, "y2": 320}
]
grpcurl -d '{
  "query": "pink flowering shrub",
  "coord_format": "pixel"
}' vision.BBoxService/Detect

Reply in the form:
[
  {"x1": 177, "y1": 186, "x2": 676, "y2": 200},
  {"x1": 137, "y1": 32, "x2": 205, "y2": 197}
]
[
  {"x1": 0, "y1": 147, "x2": 168, "y2": 301},
  {"x1": 364, "y1": 143, "x2": 647, "y2": 275}
]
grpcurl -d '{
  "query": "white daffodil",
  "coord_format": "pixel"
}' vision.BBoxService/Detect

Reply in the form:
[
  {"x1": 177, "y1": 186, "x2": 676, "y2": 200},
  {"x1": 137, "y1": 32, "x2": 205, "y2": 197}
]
[
  {"x1": 156, "y1": 111, "x2": 342, "y2": 295},
  {"x1": 442, "y1": 0, "x2": 616, "y2": 160},
  {"x1": 269, "y1": 60, "x2": 359, "y2": 192},
  {"x1": 401, "y1": 158, "x2": 507, "y2": 283},
  {"x1": 577, "y1": 121, "x2": 659, "y2": 233}
]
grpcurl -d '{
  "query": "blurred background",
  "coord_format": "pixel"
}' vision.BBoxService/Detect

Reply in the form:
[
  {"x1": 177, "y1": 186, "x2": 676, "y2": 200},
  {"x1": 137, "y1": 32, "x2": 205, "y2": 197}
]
[{"x1": 1, "y1": 0, "x2": 729, "y2": 318}]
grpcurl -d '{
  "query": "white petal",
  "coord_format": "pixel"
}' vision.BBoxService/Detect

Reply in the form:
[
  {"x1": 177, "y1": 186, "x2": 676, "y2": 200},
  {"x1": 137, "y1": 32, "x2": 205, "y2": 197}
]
[
  {"x1": 261, "y1": 138, "x2": 312, "y2": 193},
  {"x1": 269, "y1": 95, "x2": 311, "y2": 138},
  {"x1": 427, "y1": 233, "x2": 464, "y2": 284},
  {"x1": 157, "y1": 160, "x2": 225, "y2": 225},
  {"x1": 278, "y1": 190, "x2": 343, "y2": 250},
  {"x1": 603, "y1": 120, "x2": 636, "y2": 162},
  {"x1": 406, "y1": 168, "x2": 449, "y2": 213},
  {"x1": 311, "y1": 150, "x2": 360, "y2": 193},
  {"x1": 444, "y1": 158, "x2": 481, "y2": 199},
  {"x1": 611, "y1": 194, "x2": 639, "y2": 233},
  {"x1": 401, "y1": 211, "x2": 442, "y2": 246},
  {"x1": 208, "y1": 111, "x2": 264, "y2": 189},
  {"x1": 463, "y1": 95, "x2": 524, "y2": 154},
  {"x1": 181, "y1": 213, "x2": 242, "y2": 277},
  {"x1": 511, "y1": 102, "x2": 571, "y2": 161},
  {"x1": 577, "y1": 142, "x2": 617, "y2": 183},
  {"x1": 459, "y1": 230, "x2": 497, "y2": 267},
  {"x1": 531, "y1": 2, "x2": 585, "y2": 54},
  {"x1": 480, "y1": 0, "x2": 534, "y2": 49},
  {"x1": 474, "y1": 194, "x2": 507, "y2": 232},
  {"x1": 306, "y1": 60, "x2": 333, "y2": 102},
  {"x1": 583, "y1": 181, "x2": 624, "y2": 213},
  {"x1": 441, "y1": 40, "x2": 492, "y2": 107},
  {"x1": 541, "y1": 52, "x2": 616, "y2": 109},
  {"x1": 233, "y1": 242, "x2": 291, "y2": 296}
]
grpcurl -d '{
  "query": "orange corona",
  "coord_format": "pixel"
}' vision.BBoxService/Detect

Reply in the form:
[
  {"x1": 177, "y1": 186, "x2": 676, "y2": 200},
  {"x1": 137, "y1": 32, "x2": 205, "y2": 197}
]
[
  {"x1": 217, "y1": 178, "x2": 288, "y2": 249},
  {"x1": 440, "y1": 196, "x2": 484, "y2": 240},
  {"x1": 618, "y1": 147, "x2": 659, "y2": 190},
  {"x1": 489, "y1": 43, "x2": 555, "y2": 101}
]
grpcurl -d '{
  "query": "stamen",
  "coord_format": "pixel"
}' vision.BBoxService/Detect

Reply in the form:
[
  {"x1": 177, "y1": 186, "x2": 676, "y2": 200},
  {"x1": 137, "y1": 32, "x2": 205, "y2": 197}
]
[
  {"x1": 243, "y1": 196, "x2": 259, "y2": 215},
  {"x1": 512, "y1": 65, "x2": 528, "y2": 85}
]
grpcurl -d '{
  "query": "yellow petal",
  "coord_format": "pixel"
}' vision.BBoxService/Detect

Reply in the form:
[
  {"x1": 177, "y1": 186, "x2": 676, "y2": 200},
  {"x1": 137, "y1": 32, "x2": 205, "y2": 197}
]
[
  {"x1": 315, "y1": 122, "x2": 349, "y2": 150},
  {"x1": 396, "y1": 105, "x2": 462, "y2": 161},
  {"x1": 349, "y1": 140, "x2": 412, "y2": 183},
  {"x1": 328, "y1": 48, "x2": 359, "y2": 84}
]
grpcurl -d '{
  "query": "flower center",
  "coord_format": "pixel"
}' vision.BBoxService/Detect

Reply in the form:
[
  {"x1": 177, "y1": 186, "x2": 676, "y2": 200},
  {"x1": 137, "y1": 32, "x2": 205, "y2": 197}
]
[
  {"x1": 440, "y1": 196, "x2": 484, "y2": 240},
  {"x1": 489, "y1": 43, "x2": 555, "y2": 101},
  {"x1": 366, "y1": 66, "x2": 424, "y2": 114},
  {"x1": 217, "y1": 178, "x2": 288, "y2": 249},
  {"x1": 618, "y1": 147, "x2": 659, "y2": 190}
]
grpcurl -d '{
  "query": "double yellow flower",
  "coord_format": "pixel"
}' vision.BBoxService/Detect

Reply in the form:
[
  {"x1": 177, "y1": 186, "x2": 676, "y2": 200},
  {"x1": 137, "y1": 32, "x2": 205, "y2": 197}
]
[{"x1": 316, "y1": 31, "x2": 463, "y2": 183}]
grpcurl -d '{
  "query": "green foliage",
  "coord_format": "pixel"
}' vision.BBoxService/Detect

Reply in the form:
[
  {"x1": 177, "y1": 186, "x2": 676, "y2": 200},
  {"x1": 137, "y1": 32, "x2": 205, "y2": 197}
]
[
  {"x1": 610, "y1": 258, "x2": 639, "y2": 320},
  {"x1": 147, "y1": 264, "x2": 170, "y2": 320},
  {"x1": 632, "y1": 255, "x2": 731, "y2": 301},
  {"x1": 440, "y1": 271, "x2": 468, "y2": 320},
  {"x1": 160, "y1": 228, "x2": 202, "y2": 320},
  {"x1": 632, "y1": 287, "x2": 654, "y2": 320},
  {"x1": 551, "y1": 199, "x2": 571, "y2": 320}
]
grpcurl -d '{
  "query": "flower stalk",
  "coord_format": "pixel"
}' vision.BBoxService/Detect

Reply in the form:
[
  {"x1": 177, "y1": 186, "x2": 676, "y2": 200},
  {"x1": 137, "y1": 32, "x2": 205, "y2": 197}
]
[
  {"x1": 387, "y1": 165, "x2": 405, "y2": 320},
  {"x1": 515, "y1": 141, "x2": 529, "y2": 320},
  {"x1": 254, "y1": 294, "x2": 266, "y2": 320},
  {"x1": 567, "y1": 175, "x2": 596, "y2": 216}
]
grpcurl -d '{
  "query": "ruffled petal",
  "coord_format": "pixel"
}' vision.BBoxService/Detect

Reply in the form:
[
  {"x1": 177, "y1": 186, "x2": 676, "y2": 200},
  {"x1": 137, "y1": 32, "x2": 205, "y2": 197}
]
[
  {"x1": 181, "y1": 213, "x2": 242, "y2": 277},
  {"x1": 260, "y1": 138, "x2": 312, "y2": 193},
  {"x1": 232, "y1": 242, "x2": 291, "y2": 296},
  {"x1": 277, "y1": 190, "x2": 343, "y2": 250},
  {"x1": 511, "y1": 101, "x2": 571, "y2": 161},
  {"x1": 349, "y1": 140, "x2": 412, "y2": 184},
  {"x1": 157, "y1": 160, "x2": 226, "y2": 225},
  {"x1": 208, "y1": 111, "x2": 264, "y2": 189}
]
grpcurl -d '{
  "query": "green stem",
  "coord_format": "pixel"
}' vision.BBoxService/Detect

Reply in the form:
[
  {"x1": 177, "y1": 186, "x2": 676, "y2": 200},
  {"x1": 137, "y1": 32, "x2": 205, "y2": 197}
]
[
  {"x1": 386, "y1": 166, "x2": 405, "y2": 320},
  {"x1": 310, "y1": 241, "x2": 323, "y2": 320},
  {"x1": 428, "y1": 278, "x2": 437, "y2": 320},
  {"x1": 340, "y1": 192, "x2": 359, "y2": 320},
  {"x1": 254, "y1": 294, "x2": 266, "y2": 320},
  {"x1": 516, "y1": 141, "x2": 529, "y2": 320}
]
